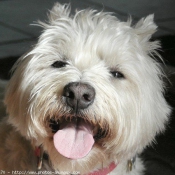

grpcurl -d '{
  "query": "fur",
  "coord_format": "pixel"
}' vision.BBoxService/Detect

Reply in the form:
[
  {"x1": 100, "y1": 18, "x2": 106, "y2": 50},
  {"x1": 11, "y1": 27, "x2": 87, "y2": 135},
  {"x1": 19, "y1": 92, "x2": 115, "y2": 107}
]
[{"x1": 0, "y1": 3, "x2": 171, "y2": 175}]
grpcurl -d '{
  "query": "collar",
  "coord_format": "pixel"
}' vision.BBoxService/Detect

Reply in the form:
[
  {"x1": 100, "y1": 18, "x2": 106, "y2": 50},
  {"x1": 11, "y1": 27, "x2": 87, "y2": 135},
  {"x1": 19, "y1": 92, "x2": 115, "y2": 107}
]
[
  {"x1": 35, "y1": 146, "x2": 136, "y2": 174},
  {"x1": 35, "y1": 146, "x2": 117, "y2": 174},
  {"x1": 87, "y1": 162, "x2": 117, "y2": 175},
  {"x1": 35, "y1": 145, "x2": 48, "y2": 170}
]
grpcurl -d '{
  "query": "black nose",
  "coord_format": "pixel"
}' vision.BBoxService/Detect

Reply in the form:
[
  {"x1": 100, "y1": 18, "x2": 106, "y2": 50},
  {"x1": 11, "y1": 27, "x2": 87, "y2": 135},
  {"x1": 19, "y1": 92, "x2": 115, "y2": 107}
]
[{"x1": 63, "y1": 82, "x2": 95, "y2": 111}]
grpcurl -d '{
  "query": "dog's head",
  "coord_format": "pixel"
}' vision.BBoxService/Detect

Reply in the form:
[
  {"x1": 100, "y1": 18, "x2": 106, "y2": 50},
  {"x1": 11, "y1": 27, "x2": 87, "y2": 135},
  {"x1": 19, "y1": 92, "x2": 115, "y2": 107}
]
[{"x1": 5, "y1": 3, "x2": 170, "y2": 173}]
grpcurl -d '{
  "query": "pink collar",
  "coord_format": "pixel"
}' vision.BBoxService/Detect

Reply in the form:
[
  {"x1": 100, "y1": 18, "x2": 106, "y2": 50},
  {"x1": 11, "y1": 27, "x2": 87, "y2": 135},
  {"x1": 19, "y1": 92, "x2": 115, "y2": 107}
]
[
  {"x1": 87, "y1": 162, "x2": 117, "y2": 175},
  {"x1": 35, "y1": 146, "x2": 117, "y2": 174}
]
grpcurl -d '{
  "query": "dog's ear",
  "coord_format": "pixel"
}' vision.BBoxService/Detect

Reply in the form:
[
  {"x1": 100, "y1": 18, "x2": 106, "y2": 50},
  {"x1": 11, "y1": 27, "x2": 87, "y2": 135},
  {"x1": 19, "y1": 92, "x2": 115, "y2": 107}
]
[
  {"x1": 134, "y1": 15, "x2": 157, "y2": 42},
  {"x1": 134, "y1": 15, "x2": 160, "y2": 53},
  {"x1": 48, "y1": 3, "x2": 71, "y2": 24},
  {"x1": 37, "y1": 3, "x2": 71, "y2": 28}
]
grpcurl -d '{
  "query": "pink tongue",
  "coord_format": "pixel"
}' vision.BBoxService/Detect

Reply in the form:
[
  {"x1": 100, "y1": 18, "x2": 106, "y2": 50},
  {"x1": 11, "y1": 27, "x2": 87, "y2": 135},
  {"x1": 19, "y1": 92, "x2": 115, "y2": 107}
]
[{"x1": 53, "y1": 119, "x2": 94, "y2": 159}]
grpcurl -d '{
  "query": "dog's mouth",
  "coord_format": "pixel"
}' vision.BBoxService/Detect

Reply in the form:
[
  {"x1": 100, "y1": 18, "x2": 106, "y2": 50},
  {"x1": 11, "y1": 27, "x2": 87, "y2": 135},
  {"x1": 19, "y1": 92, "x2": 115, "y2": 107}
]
[{"x1": 49, "y1": 116, "x2": 107, "y2": 159}]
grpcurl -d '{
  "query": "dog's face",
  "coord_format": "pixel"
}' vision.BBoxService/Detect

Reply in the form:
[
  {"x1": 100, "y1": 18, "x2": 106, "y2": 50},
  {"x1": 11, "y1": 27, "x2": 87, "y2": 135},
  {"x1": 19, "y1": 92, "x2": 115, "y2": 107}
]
[{"x1": 5, "y1": 3, "x2": 170, "y2": 173}]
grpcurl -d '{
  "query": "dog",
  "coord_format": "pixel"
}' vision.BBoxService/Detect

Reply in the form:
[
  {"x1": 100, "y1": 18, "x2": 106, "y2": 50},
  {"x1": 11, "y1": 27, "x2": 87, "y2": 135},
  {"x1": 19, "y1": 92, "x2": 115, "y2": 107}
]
[{"x1": 0, "y1": 3, "x2": 171, "y2": 175}]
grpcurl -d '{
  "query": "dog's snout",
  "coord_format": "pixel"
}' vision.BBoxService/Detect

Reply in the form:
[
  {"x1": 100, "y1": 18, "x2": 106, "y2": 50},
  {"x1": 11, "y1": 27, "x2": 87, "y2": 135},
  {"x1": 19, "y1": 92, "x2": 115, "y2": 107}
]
[{"x1": 63, "y1": 82, "x2": 95, "y2": 110}]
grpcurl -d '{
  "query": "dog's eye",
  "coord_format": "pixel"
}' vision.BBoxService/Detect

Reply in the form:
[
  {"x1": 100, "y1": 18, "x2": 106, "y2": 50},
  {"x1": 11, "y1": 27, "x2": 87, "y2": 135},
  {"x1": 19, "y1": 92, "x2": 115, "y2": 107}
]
[
  {"x1": 51, "y1": 61, "x2": 68, "y2": 68},
  {"x1": 110, "y1": 71, "x2": 124, "y2": 79}
]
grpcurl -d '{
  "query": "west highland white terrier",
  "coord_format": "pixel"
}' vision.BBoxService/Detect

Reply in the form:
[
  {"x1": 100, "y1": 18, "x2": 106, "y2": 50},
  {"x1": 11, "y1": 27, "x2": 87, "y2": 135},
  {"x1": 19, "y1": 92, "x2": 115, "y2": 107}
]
[{"x1": 0, "y1": 3, "x2": 171, "y2": 175}]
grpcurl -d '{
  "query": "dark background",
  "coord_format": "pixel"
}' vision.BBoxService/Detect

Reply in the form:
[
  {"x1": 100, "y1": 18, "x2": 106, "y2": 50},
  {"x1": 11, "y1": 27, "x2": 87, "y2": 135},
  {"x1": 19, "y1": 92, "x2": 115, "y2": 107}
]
[{"x1": 0, "y1": 0, "x2": 175, "y2": 174}]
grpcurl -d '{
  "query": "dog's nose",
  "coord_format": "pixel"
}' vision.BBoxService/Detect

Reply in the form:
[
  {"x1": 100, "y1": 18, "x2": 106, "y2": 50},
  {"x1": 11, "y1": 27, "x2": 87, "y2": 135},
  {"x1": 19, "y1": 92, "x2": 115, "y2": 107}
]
[{"x1": 63, "y1": 82, "x2": 95, "y2": 110}]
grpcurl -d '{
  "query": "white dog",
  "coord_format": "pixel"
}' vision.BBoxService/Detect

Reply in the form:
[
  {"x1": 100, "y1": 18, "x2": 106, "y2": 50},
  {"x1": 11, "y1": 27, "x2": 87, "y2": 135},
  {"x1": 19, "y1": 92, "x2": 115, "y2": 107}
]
[{"x1": 0, "y1": 3, "x2": 171, "y2": 175}]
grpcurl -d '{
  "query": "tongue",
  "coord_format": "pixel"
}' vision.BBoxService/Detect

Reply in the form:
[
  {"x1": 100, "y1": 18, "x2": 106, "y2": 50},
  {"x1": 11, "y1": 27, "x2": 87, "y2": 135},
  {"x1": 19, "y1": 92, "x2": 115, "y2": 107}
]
[{"x1": 53, "y1": 119, "x2": 94, "y2": 159}]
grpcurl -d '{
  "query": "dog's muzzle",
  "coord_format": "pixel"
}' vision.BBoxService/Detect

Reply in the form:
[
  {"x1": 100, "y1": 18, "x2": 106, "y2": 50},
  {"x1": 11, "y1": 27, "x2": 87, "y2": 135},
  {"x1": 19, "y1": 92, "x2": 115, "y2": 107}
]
[
  {"x1": 47, "y1": 82, "x2": 111, "y2": 160},
  {"x1": 63, "y1": 82, "x2": 95, "y2": 111}
]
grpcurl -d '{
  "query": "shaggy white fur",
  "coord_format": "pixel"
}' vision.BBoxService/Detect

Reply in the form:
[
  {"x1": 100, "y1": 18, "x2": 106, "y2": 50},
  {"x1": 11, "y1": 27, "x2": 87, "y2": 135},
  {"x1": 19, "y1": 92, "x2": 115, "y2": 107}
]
[{"x1": 0, "y1": 3, "x2": 171, "y2": 175}]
